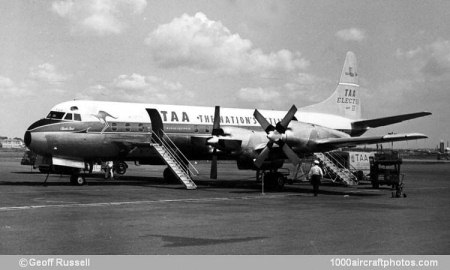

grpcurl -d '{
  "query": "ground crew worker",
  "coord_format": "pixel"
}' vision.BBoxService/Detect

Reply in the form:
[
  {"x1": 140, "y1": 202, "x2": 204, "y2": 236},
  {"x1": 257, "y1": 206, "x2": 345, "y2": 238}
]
[
  {"x1": 309, "y1": 160, "x2": 323, "y2": 196},
  {"x1": 105, "y1": 161, "x2": 114, "y2": 179}
]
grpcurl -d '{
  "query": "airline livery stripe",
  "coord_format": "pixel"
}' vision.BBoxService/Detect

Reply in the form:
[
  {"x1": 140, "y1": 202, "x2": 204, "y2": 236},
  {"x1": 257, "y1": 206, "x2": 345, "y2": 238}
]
[{"x1": 338, "y1": 83, "x2": 359, "y2": 87}]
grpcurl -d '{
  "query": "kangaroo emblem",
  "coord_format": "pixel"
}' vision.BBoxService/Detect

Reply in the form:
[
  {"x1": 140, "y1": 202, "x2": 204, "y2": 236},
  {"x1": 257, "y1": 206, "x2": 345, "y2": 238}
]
[{"x1": 92, "y1": 111, "x2": 117, "y2": 133}]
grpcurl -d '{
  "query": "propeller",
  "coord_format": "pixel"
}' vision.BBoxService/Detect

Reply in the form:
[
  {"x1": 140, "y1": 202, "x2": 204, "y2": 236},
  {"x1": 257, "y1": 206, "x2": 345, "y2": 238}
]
[
  {"x1": 209, "y1": 106, "x2": 223, "y2": 179},
  {"x1": 253, "y1": 105, "x2": 301, "y2": 168}
]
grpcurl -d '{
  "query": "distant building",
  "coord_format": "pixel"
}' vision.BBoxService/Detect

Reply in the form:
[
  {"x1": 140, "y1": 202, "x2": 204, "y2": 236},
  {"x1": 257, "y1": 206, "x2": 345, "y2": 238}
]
[{"x1": 0, "y1": 138, "x2": 25, "y2": 149}]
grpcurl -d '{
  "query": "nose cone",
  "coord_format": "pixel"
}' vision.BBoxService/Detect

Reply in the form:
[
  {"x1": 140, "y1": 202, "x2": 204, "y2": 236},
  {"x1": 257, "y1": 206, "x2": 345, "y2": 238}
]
[
  {"x1": 24, "y1": 131, "x2": 31, "y2": 147},
  {"x1": 24, "y1": 121, "x2": 49, "y2": 155}
]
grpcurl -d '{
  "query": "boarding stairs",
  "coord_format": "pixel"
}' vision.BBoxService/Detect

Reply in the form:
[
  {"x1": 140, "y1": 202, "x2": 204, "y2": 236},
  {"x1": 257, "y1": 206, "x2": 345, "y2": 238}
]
[
  {"x1": 151, "y1": 131, "x2": 198, "y2": 190},
  {"x1": 314, "y1": 152, "x2": 358, "y2": 186}
]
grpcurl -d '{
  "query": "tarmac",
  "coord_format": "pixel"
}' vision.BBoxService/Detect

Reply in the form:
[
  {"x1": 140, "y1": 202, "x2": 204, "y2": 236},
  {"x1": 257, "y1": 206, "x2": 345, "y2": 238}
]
[{"x1": 0, "y1": 156, "x2": 449, "y2": 255}]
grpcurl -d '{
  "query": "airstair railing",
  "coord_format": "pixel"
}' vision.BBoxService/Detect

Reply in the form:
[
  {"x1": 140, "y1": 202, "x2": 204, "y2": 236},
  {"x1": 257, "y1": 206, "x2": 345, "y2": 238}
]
[
  {"x1": 324, "y1": 151, "x2": 357, "y2": 183},
  {"x1": 151, "y1": 131, "x2": 199, "y2": 176}
]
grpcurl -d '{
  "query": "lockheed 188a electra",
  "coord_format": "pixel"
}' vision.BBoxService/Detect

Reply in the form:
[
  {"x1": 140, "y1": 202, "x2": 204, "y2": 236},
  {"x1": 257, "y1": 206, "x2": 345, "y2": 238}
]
[{"x1": 24, "y1": 52, "x2": 431, "y2": 189}]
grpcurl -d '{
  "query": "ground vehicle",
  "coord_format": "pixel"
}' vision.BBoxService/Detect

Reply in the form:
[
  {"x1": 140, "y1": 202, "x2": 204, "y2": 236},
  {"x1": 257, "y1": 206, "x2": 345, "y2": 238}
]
[{"x1": 369, "y1": 150, "x2": 402, "y2": 189}]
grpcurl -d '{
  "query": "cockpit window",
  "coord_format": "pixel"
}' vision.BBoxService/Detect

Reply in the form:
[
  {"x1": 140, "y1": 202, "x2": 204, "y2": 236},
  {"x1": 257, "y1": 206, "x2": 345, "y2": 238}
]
[
  {"x1": 46, "y1": 111, "x2": 65, "y2": 119},
  {"x1": 74, "y1": 114, "x2": 81, "y2": 121},
  {"x1": 64, "y1": 113, "x2": 73, "y2": 120}
]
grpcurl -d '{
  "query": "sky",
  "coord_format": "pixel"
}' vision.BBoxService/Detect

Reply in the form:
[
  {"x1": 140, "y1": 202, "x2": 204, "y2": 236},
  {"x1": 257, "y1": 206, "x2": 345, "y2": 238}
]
[{"x1": 0, "y1": 0, "x2": 449, "y2": 149}]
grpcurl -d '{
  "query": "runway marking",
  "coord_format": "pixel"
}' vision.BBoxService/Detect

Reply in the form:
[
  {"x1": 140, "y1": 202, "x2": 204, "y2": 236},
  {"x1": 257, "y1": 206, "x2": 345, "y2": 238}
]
[{"x1": 0, "y1": 193, "x2": 303, "y2": 212}]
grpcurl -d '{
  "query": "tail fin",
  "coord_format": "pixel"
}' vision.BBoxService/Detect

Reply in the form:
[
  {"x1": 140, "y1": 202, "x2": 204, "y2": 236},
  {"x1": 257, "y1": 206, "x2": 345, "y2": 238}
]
[{"x1": 300, "y1": 51, "x2": 361, "y2": 120}]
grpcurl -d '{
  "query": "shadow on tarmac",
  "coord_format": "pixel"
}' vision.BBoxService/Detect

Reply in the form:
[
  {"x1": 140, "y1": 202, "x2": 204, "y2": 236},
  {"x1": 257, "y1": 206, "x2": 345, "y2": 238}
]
[{"x1": 145, "y1": 234, "x2": 268, "y2": 247}]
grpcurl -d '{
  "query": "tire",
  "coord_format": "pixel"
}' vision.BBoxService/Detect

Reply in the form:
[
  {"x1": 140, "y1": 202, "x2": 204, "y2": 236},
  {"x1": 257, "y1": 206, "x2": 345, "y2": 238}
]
[
  {"x1": 70, "y1": 174, "x2": 86, "y2": 186},
  {"x1": 275, "y1": 174, "x2": 285, "y2": 191},
  {"x1": 263, "y1": 172, "x2": 284, "y2": 191},
  {"x1": 163, "y1": 167, "x2": 178, "y2": 183},
  {"x1": 114, "y1": 162, "x2": 127, "y2": 175}
]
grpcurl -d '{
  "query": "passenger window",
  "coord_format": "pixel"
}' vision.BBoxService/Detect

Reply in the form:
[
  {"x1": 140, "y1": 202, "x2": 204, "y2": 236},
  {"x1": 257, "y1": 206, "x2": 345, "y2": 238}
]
[
  {"x1": 64, "y1": 113, "x2": 73, "y2": 120},
  {"x1": 111, "y1": 123, "x2": 117, "y2": 131},
  {"x1": 74, "y1": 114, "x2": 81, "y2": 121},
  {"x1": 125, "y1": 123, "x2": 131, "y2": 132}
]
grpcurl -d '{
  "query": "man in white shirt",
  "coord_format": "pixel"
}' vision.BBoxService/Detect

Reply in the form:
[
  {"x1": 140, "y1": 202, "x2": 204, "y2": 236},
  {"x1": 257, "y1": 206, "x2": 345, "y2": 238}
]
[{"x1": 308, "y1": 160, "x2": 323, "y2": 196}]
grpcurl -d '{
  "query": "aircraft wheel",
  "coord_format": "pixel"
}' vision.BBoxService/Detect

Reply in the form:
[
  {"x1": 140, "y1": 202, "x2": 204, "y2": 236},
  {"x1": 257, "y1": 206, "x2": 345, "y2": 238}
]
[
  {"x1": 70, "y1": 174, "x2": 86, "y2": 186},
  {"x1": 276, "y1": 174, "x2": 285, "y2": 191},
  {"x1": 115, "y1": 162, "x2": 128, "y2": 175},
  {"x1": 263, "y1": 172, "x2": 284, "y2": 191},
  {"x1": 163, "y1": 167, "x2": 178, "y2": 183}
]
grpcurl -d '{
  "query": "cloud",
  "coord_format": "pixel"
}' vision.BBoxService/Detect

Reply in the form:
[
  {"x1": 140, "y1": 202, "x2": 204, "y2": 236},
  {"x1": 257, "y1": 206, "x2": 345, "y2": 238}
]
[
  {"x1": 113, "y1": 73, "x2": 183, "y2": 92},
  {"x1": 397, "y1": 39, "x2": 450, "y2": 78},
  {"x1": 29, "y1": 63, "x2": 70, "y2": 85},
  {"x1": 238, "y1": 87, "x2": 280, "y2": 103},
  {"x1": 78, "y1": 74, "x2": 190, "y2": 104},
  {"x1": 421, "y1": 39, "x2": 450, "y2": 77},
  {"x1": 113, "y1": 73, "x2": 148, "y2": 90},
  {"x1": 0, "y1": 76, "x2": 29, "y2": 96},
  {"x1": 145, "y1": 12, "x2": 309, "y2": 76},
  {"x1": 51, "y1": 0, "x2": 147, "y2": 35},
  {"x1": 395, "y1": 47, "x2": 424, "y2": 59},
  {"x1": 335, "y1": 28, "x2": 366, "y2": 42}
]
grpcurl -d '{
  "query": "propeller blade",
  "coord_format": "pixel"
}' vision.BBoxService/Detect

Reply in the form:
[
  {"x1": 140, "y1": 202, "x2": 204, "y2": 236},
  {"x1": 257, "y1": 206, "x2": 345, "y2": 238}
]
[
  {"x1": 277, "y1": 105, "x2": 297, "y2": 133},
  {"x1": 212, "y1": 106, "x2": 223, "y2": 136},
  {"x1": 210, "y1": 149, "x2": 218, "y2": 179},
  {"x1": 281, "y1": 143, "x2": 300, "y2": 167},
  {"x1": 253, "y1": 143, "x2": 272, "y2": 168},
  {"x1": 253, "y1": 109, "x2": 275, "y2": 133}
]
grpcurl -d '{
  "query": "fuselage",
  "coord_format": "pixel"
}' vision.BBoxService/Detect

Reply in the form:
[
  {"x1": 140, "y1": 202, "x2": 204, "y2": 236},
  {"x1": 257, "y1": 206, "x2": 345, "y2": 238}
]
[{"x1": 24, "y1": 100, "x2": 361, "y2": 164}]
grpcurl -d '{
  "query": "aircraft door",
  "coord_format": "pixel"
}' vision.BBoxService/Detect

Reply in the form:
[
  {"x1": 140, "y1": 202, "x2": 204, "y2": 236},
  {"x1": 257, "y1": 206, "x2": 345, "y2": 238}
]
[{"x1": 146, "y1": 109, "x2": 164, "y2": 140}]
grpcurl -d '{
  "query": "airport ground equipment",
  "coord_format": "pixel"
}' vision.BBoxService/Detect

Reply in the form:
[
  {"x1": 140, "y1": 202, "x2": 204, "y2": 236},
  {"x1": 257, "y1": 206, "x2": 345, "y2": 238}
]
[
  {"x1": 151, "y1": 130, "x2": 198, "y2": 190},
  {"x1": 437, "y1": 141, "x2": 449, "y2": 160},
  {"x1": 369, "y1": 150, "x2": 402, "y2": 189},
  {"x1": 314, "y1": 152, "x2": 358, "y2": 186}
]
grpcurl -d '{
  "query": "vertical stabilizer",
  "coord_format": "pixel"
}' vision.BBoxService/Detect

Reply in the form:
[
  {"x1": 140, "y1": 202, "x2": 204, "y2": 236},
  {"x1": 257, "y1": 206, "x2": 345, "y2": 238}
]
[
  {"x1": 300, "y1": 51, "x2": 361, "y2": 120},
  {"x1": 340, "y1": 51, "x2": 358, "y2": 85}
]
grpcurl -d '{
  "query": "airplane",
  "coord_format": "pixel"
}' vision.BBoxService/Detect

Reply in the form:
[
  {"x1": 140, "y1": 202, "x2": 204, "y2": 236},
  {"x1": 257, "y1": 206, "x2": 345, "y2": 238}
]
[{"x1": 24, "y1": 52, "x2": 431, "y2": 189}]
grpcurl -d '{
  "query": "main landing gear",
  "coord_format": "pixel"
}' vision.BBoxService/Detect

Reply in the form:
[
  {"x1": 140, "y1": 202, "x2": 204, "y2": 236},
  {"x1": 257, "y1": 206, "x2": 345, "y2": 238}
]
[
  {"x1": 70, "y1": 170, "x2": 86, "y2": 186},
  {"x1": 163, "y1": 167, "x2": 178, "y2": 183},
  {"x1": 256, "y1": 170, "x2": 286, "y2": 191}
]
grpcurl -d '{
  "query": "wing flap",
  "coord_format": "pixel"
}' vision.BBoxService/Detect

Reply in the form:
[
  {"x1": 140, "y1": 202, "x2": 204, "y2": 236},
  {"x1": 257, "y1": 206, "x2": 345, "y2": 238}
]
[{"x1": 352, "y1": 112, "x2": 431, "y2": 129}]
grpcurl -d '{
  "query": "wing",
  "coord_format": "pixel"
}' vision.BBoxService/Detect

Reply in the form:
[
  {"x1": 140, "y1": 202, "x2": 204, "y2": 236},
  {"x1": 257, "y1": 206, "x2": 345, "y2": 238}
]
[
  {"x1": 315, "y1": 133, "x2": 427, "y2": 149},
  {"x1": 352, "y1": 112, "x2": 431, "y2": 129}
]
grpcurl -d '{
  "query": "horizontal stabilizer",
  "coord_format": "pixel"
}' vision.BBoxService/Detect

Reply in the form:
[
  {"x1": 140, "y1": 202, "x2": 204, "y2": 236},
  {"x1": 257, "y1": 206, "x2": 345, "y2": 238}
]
[
  {"x1": 352, "y1": 112, "x2": 431, "y2": 129},
  {"x1": 316, "y1": 133, "x2": 428, "y2": 148}
]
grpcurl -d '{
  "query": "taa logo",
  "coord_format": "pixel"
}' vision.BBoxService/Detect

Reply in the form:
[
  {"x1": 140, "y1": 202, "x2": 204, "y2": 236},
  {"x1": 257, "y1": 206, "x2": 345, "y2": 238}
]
[
  {"x1": 345, "y1": 67, "x2": 357, "y2": 77},
  {"x1": 345, "y1": 89, "x2": 356, "y2": 97}
]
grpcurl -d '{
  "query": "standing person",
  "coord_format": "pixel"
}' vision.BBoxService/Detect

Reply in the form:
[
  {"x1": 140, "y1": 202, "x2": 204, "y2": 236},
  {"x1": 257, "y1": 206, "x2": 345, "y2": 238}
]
[
  {"x1": 105, "y1": 161, "x2": 114, "y2": 180},
  {"x1": 309, "y1": 160, "x2": 323, "y2": 196}
]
